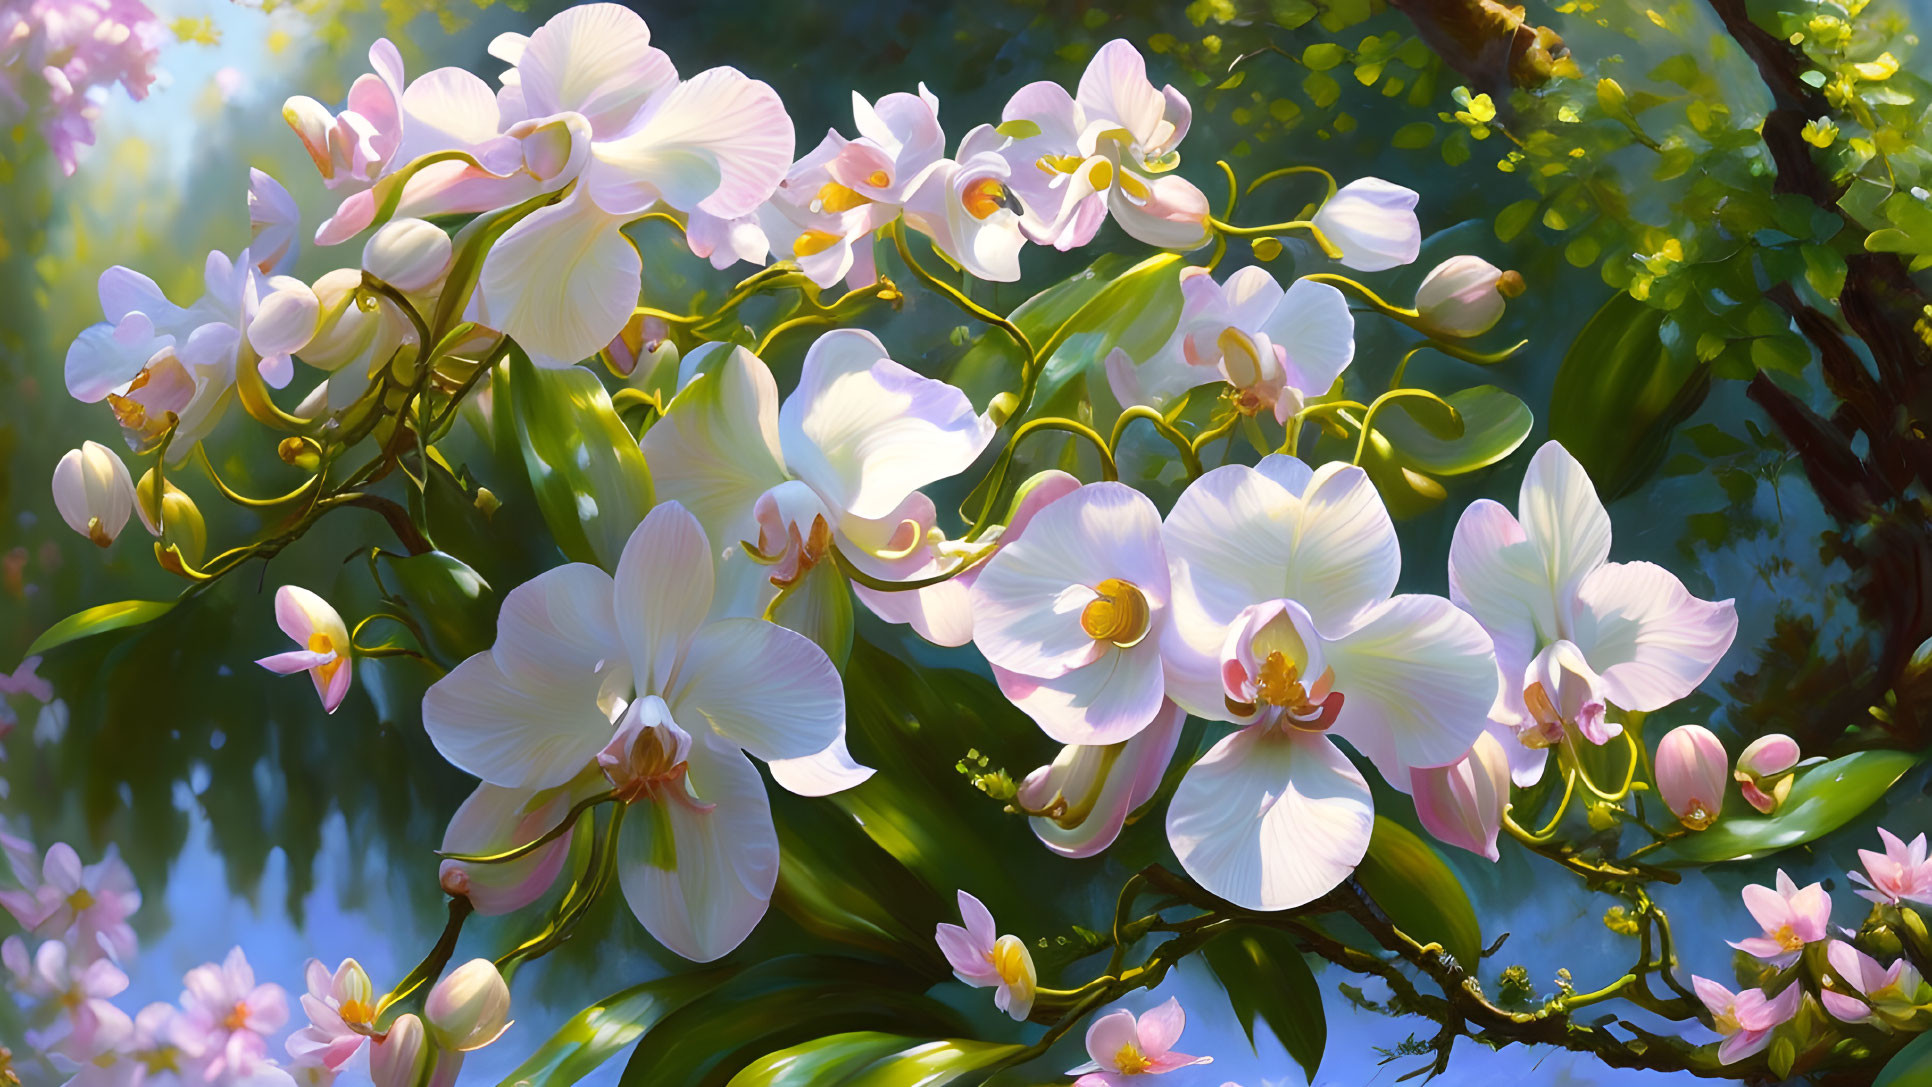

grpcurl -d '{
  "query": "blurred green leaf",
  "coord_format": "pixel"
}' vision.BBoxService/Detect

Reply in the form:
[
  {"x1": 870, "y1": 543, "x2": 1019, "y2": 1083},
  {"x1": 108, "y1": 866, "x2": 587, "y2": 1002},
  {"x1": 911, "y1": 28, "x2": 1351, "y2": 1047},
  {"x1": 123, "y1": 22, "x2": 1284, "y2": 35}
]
[
  {"x1": 504, "y1": 346, "x2": 654, "y2": 571},
  {"x1": 379, "y1": 550, "x2": 495, "y2": 664},
  {"x1": 27, "y1": 599, "x2": 176, "y2": 656},
  {"x1": 727, "y1": 1031, "x2": 1022, "y2": 1087},
  {"x1": 1664, "y1": 751, "x2": 1919, "y2": 864},
  {"x1": 496, "y1": 968, "x2": 735, "y2": 1087},
  {"x1": 1201, "y1": 925, "x2": 1325, "y2": 1080},
  {"x1": 1877, "y1": 1028, "x2": 1932, "y2": 1087},
  {"x1": 770, "y1": 793, "x2": 948, "y2": 974},
  {"x1": 1355, "y1": 817, "x2": 1482, "y2": 969},
  {"x1": 1549, "y1": 293, "x2": 1709, "y2": 500},
  {"x1": 619, "y1": 956, "x2": 963, "y2": 1087}
]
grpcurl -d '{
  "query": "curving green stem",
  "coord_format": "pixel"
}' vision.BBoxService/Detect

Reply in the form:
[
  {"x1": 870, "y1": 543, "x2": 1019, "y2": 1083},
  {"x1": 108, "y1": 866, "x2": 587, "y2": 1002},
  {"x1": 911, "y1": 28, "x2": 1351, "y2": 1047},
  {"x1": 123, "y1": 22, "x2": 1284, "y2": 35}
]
[
  {"x1": 1352, "y1": 387, "x2": 1457, "y2": 466},
  {"x1": 1245, "y1": 163, "x2": 1338, "y2": 204},
  {"x1": 1110, "y1": 406, "x2": 1204, "y2": 478},
  {"x1": 887, "y1": 219, "x2": 1037, "y2": 378},
  {"x1": 191, "y1": 445, "x2": 322, "y2": 509},
  {"x1": 966, "y1": 416, "x2": 1119, "y2": 540},
  {"x1": 438, "y1": 789, "x2": 620, "y2": 864},
  {"x1": 1205, "y1": 215, "x2": 1342, "y2": 259},
  {"x1": 375, "y1": 895, "x2": 474, "y2": 1020},
  {"x1": 829, "y1": 541, "x2": 998, "y2": 593}
]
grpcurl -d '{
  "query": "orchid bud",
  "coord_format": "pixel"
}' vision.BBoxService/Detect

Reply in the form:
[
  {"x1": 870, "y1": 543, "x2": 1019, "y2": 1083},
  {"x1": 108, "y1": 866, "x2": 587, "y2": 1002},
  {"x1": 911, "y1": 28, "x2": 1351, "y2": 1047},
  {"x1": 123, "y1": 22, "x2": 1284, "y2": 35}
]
[
  {"x1": 1656, "y1": 724, "x2": 1728, "y2": 830},
  {"x1": 53, "y1": 441, "x2": 135, "y2": 547},
  {"x1": 363, "y1": 219, "x2": 454, "y2": 294},
  {"x1": 986, "y1": 391, "x2": 1020, "y2": 427},
  {"x1": 1310, "y1": 177, "x2": 1420, "y2": 272},
  {"x1": 1734, "y1": 734, "x2": 1800, "y2": 814},
  {"x1": 424, "y1": 959, "x2": 511, "y2": 1052},
  {"x1": 1414, "y1": 256, "x2": 1522, "y2": 338},
  {"x1": 1410, "y1": 731, "x2": 1510, "y2": 861},
  {"x1": 302, "y1": 268, "x2": 389, "y2": 374},
  {"x1": 1017, "y1": 703, "x2": 1184, "y2": 858},
  {"x1": 369, "y1": 1012, "x2": 428, "y2": 1087},
  {"x1": 133, "y1": 468, "x2": 207, "y2": 565}
]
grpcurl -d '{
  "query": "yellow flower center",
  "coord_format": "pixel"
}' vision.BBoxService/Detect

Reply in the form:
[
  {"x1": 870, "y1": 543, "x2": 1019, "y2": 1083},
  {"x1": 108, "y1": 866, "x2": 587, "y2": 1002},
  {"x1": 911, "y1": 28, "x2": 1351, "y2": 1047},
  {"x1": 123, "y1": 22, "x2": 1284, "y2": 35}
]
[
  {"x1": 1080, "y1": 579, "x2": 1151, "y2": 647},
  {"x1": 66, "y1": 888, "x2": 95, "y2": 912},
  {"x1": 1113, "y1": 1043, "x2": 1152, "y2": 1075},
  {"x1": 338, "y1": 998, "x2": 375, "y2": 1028},
  {"x1": 961, "y1": 177, "x2": 1013, "y2": 221},
  {"x1": 1036, "y1": 154, "x2": 1084, "y2": 175},
  {"x1": 989, "y1": 939, "x2": 1029, "y2": 986},
  {"x1": 866, "y1": 169, "x2": 890, "y2": 188},
  {"x1": 815, "y1": 181, "x2": 872, "y2": 213},
  {"x1": 308, "y1": 631, "x2": 345, "y2": 684},
  {"x1": 222, "y1": 1001, "x2": 251, "y2": 1031},
  {"x1": 1774, "y1": 924, "x2": 1804, "y2": 951},
  {"x1": 793, "y1": 229, "x2": 843, "y2": 258}
]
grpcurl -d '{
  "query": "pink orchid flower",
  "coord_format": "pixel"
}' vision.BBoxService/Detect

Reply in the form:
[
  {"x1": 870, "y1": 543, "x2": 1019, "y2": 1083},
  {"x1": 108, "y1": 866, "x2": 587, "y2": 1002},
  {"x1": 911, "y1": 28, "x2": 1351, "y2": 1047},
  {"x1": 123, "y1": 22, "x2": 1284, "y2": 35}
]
[
  {"x1": 1727, "y1": 870, "x2": 1831, "y2": 967},
  {"x1": 24, "y1": 938, "x2": 132, "y2": 1061},
  {"x1": 256, "y1": 586, "x2": 353, "y2": 714},
  {"x1": 1692, "y1": 976, "x2": 1801, "y2": 1064},
  {"x1": 286, "y1": 957, "x2": 377, "y2": 1072},
  {"x1": 1820, "y1": 940, "x2": 1926, "y2": 1027},
  {"x1": 170, "y1": 947, "x2": 290, "y2": 1083},
  {"x1": 0, "y1": 836, "x2": 140, "y2": 963},
  {"x1": 1068, "y1": 998, "x2": 1212, "y2": 1086},
  {"x1": 1852, "y1": 828, "x2": 1932, "y2": 907},
  {"x1": 935, "y1": 891, "x2": 1037, "y2": 1021}
]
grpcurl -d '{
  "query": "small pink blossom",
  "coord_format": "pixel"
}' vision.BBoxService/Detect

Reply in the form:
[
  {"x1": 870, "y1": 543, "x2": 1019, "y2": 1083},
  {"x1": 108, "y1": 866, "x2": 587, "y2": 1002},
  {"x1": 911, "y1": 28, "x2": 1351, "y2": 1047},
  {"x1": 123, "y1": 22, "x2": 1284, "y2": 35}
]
[
  {"x1": 934, "y1": 891, "x2": 1036, "y2": 1021},
  {"x1": 0, "y1": 836, "x2": 140, "y2": 962},
  {"x1": 255, "y1": 586, "x2": 353, "y2": 714},
  {"x1": 1654, "y1": 724, "x2": 1727, "y2": 831},
  {"x1": 1067, "y1": 998, "x2": 1212, "y2": 1086},
  {"x1": 1727, "y1": 870, "x2": 1831, "y2": 967},
  {"x1": 286, "y1": 958, "x2": 376, "y2": 1071},
  {"x1": 1820, "y1": 940, "x2": 1925, "y2": 1027},
  {"x1": 171, "y1": 947, "x2": 290, "y2": 1083},
  {"x1": 1733, "y1": 734, "x2": 1800, "y2": 814},
  {"x1": 1692, "y1": 976, "x2": 1800, "y2": 1064},
  {"x1": 1851, "y1": 828, "x2": 1932, "y2": 907},
  {"x1": 26, "y1": 937, "x2": 132, "y2": 1060}
]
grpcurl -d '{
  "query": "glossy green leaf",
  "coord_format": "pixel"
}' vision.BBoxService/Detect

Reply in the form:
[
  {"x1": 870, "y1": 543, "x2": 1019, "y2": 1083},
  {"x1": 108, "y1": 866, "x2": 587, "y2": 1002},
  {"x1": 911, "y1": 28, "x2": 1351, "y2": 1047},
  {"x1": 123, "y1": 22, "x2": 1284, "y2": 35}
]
[
  {"x1": 1876, "y1": 1027, "x2": 1932, "y2": 1087},
  {"x1": 1201, "y1": 925, "x2": 1325, "y2": 1080},
  {"x1": 1549, "y1": 292, "x2": 1710, "y2": 500},
  {"x1": 27, "y1": 599, "x2": 177, "y2": 656},
  {"x1": 726, "y1": 1031, "x2": 1023, "y2": 1087},
  {"x1": 770, "y1": 793, "x2": 948, "y2": 974},
  {"x1": 1664, "y1": 751, "x2": 1919, "y2": 864},
  {"x1": 495, "y1": 968, "x2": 734, "y2": 1087},
  {"x1": 505, "y1": 346, "x2": 654, "y2": 570},
  {"x1": 379, "y1": 550, "x2": 495, "y2": 664},
  {"x1": 1355, "y1": 817, "x2": 1482, "y2": 969},
  {"x1": 1375, "y1": 386, "x2": 1531, "y2": 475},
  {"x1": 619, "y1": 956, "x2": 963, "y2": 1087}
]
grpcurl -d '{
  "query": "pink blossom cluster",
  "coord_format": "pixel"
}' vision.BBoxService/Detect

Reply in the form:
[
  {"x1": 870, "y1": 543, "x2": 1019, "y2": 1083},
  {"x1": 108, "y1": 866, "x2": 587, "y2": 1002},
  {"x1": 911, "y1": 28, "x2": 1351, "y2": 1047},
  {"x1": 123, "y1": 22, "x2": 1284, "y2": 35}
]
[
  {"x1": 0, "y1": 825, "x2": 299, "y2": 1086},
  {"x1": 1694, "y1": 832, "x2": 1932, "y2": 1066},
  {"x1": 0, "y1": 0, "x2": 162, "y2": 174}
]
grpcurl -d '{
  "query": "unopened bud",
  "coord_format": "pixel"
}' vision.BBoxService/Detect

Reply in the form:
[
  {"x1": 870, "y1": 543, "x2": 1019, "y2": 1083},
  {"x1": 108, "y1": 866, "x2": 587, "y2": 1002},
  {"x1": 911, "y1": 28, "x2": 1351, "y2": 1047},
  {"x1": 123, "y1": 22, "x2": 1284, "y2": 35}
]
[
  {"x1": 474, "y1": 487, "x2": 500, "y2": 518},
  {"x1": 279, "y1": 436, "x2": 323, "y2": 471},
  {"x1": 53, "y1": 441, "x2": 135, "y2": 548},
  {"x1": 364, "y1": 219, "x2": 454, "y2": 294},
  {"x1": 134, "y1": 469, "x2": 207, "y2": 566},
  {"x1": 1734, "y1": 733, "x2": 1800, "y2": 814},
  {"x1": 987, "y1": 391, "x2": 1020, "y2": 427},
  {"x1": 1656, "y1": 724, "x2": 1728, "y2": 830},
  {"x1": 424, "y1": 959, "x2": 512, "y2": 1052},
  {"x1": 1415, "y1": 256, "x2": 1512, "y2": 338},
  {"x1": 369, "y1": 1012, "x2": 428, "y2": 1087},
  {"x1": 1250, "y1": 236, "x2": 1284, "y2": 262}
]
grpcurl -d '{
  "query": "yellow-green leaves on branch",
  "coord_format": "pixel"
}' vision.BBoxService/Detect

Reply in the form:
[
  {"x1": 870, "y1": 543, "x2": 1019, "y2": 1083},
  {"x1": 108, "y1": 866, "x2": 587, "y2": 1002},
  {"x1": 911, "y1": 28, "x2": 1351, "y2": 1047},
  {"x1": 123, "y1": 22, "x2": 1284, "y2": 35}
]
[{"x1": 1355, "y1": 817, "x2": 1483, "y2": 970}]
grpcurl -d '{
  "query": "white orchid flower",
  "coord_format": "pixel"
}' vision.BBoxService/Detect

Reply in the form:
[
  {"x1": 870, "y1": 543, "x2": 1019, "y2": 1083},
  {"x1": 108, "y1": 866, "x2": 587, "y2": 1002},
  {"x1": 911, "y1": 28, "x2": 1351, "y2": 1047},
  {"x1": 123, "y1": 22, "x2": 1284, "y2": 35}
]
[
  {"x1": 422, "y1": 502, "x2": 861, "y2": 961},
  {"x1": 970, "y1": 481, "x2": 1173, "y2": 745},
  {"x1": 641, "y1": 330, "x2": 997, "y2": 651},
  {"x1": 1447, "y1": 440, "x2": 1738, "y2": 785},
  {"x1": 469, "y1": 3, "x2": 794, "y2": 366},
  {"x1": 1160, "y1": 456, "x2": 1498, "y2": 910},
  {"x1": 1106, "y1": 264, "x2": 1354, "y2": 423},
  {"x1": 901, "y1": 124, "x2": 1030, "y2": 281},
  {"x1": 999, "y1": 39, "x2": 1208, "y2": 251},
  {"x1": 1310, "y1": 178, "x2": 1421, "y2": 272},
  {"x1": 64, "y1": 249, "x2": 318, "y2": 454}
]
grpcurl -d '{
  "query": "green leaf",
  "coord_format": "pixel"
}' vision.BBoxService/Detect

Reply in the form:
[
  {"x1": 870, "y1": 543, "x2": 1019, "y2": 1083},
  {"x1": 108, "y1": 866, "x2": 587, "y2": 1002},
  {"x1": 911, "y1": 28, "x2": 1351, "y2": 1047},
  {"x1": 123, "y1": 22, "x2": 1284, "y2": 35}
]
[
  {"x1": 770, "y1": 793, "x2": 948, "y2": 973},
  {"x1": 1381, "y1": 386, "x2": 1531, "y2": 475},
  {"x1": 379, "y1": 550, "x2": 495, "y2": 664},
  {"x1": 727, "y1": 1032, "x2": 1023, "y2": 1087},
  {"x1": 1548, "y1": 293, "x2": 1709, "y2": 500},
  {"x1": 993, "y1": 119, "x2": 1041, "y2": 140},
  {"x1": 1303, "y1": 71, "x2": 1340, "y2": 108},
  {"x1": 496, "y1": 968, "x2": 735, "y2": 1086},
  {"x1": 1664, "y1": 751, "x2": 1919, "y2": 864},
  {"x1": 1391, "y1": 121, "x2": 1435, "y2": 149},
  {"x1": 1877, "y1": 1027, "x2": 1932, "y2": 1087},
  {"x1": 27, "y1": 599, "x2": 176, "y2": 656},
  {"x1": 1201, "y1": 926, "x2": 1325, "y2": 1080},
  {"x1": 1302, "y1": 42, "x2": 1345, "y2": 70},
  {"x1": 1355, "y1": 817, "x2": 1482, "y2": 969},
  {"x1": 503, "y1": 346, "x2": 654, "y2": 570},
  {"x1": 619, "y1": 956, "x2": 963, "y2": 1087},
  {"x1": 1494, "y1": 199, "x2": 1537, "y2": 243}
]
